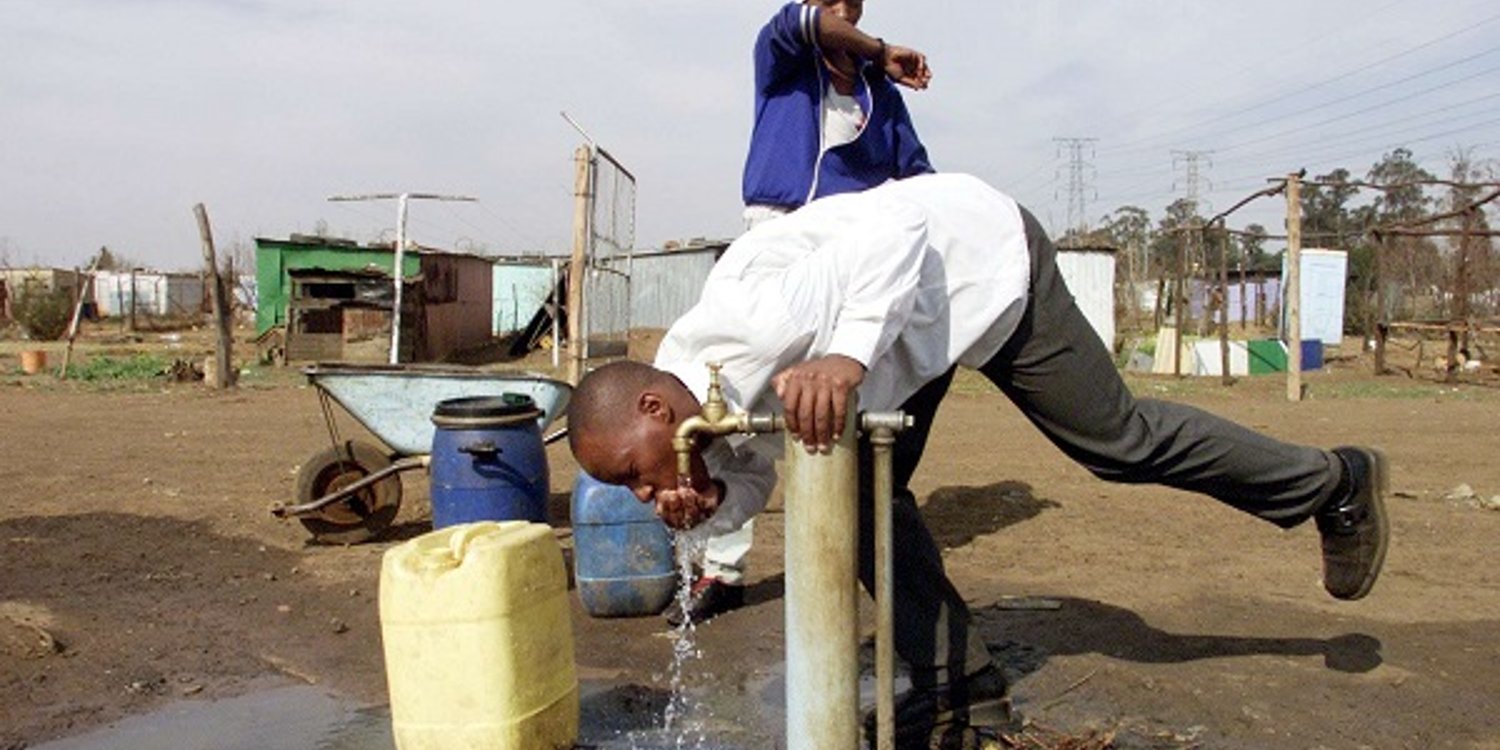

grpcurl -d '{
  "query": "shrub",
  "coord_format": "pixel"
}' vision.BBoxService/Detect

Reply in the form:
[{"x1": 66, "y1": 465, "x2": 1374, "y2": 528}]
[{"x1": 13, "y1": 288, "x2": 73, "y2": 341}]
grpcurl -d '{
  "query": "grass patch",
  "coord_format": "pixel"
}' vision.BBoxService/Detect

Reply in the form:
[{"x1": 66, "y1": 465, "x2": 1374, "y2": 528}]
[
  {"x1": 1316, "y1": 380, "x2": 1498, "y2": 401},
  {"x1": 68, "y1": 354, "x2": 171, "y2": 382}
]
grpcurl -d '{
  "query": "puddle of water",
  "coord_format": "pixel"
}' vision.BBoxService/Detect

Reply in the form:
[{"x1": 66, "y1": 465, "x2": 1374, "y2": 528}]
[
  {"x1": 30, "y1": 677, "x2": 769, "y2": 750},
  {"x1": 31, "y1": 683, "x2": 392, "y2": 750}
]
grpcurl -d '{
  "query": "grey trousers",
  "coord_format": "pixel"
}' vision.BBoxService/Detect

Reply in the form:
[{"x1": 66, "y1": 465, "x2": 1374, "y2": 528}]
[{"x1": 855, "y1": 207, "x2": 1343, "y2": 687}]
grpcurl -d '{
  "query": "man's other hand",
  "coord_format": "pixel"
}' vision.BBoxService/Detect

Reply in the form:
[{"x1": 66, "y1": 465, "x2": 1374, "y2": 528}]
[
  {"x1": 772, "y1": 354, "x2": 866, "y2": 453},
  {"x1": 655, "y1": 477, "x2": 721, "y2": 530}
]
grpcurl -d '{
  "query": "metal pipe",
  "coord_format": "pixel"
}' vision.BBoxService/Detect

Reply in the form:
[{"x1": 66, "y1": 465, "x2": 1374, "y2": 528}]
[
  {"x1": 785, "y1": 394, "x2": 860, "y2": 750},
  {"x1": 391, "y1": 193, "x2": 409, "y2": 365},
  {"x1": 670, "y1": 365, "x2": 911, "y2": 748},
  {"x1": 862, "y1": 411, "x2": 910, "y2": 750}
]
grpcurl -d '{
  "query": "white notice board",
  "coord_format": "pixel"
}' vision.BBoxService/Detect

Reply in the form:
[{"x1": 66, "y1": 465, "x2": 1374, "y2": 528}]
[{"x1": 1281, "y1": 248, "x2": 1347, "y2": 346}]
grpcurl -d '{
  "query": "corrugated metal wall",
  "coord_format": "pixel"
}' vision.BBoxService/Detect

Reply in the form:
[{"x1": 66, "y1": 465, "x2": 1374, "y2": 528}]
[
  {"x1": 93, "y1": 271, "x2": 204, "y2": 316},
  {"x1": 603, "y1": 246, "x2": 722, "y2": 329},
  {"x1": 1055, "y1": 248, "x2": 1117, "y2": 350},
  {"x1": 491, "y1": 262, "x2": 555, "y2": 335}
]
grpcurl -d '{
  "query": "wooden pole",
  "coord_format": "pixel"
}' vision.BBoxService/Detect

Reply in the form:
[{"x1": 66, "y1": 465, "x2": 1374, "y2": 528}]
[
  {"x1": 1373, "y1": 234, "x2": 1387, "y2": 375},
  {"x1": 1238, "y1": 260, "x2": 1247, "y2": 331},
  {"x1": 1152, "y1": 273, "x2": 1166, "y2": 331},
  {"x1": 1125, "y1": 239, "x2": 1136, "y2": 332},
  {"x1": 1285, "y1": 173, "x2": 1304, "y2": 402},
  {"x1": 194, "y1": 203, "x2": 234, "y2": 389},
  {"x1": 1375, "y1": 322, "x2": 1388, "y2": 375},
  {"x1": 128, "y1": 268, "x2": 137, "y2": 333},
  {"x1": 567, "y1": 145, "x2": 592, "y2": 385},
  {"x1": 550, "y1": 258, "x2": 562, "y2": 369},
  {"x1": 1216, "y1": 224, "x2": 1233, "y2": 386},
  {"x1": 1173, "y1": 228, "x2": 1187, "y2": 377},
  {"x1": 1133, "y1": 241, "x2": 1147, "y2": 332},
  {"x1": 58, "y1": 257, "x2": 101, "y2": 379},
  {"x1": 1445, "y1": 208, "x2": 1473, "y2": 383}
]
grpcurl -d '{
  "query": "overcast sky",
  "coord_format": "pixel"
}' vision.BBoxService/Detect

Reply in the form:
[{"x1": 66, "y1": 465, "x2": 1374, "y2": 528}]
[{"x1": 3, "y1": 1, "x2": 1497, "y2": 270}]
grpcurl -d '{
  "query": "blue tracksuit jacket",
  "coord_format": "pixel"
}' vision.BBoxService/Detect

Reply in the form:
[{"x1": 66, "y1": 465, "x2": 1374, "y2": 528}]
[{"x1": 741, "y1": 2, "x2": 933, "y2": 210}]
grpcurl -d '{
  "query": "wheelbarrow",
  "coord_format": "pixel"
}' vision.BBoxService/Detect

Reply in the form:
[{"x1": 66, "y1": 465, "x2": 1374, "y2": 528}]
[{"x1": 271, "y1": 363, "x2": 572, "y2": 544}]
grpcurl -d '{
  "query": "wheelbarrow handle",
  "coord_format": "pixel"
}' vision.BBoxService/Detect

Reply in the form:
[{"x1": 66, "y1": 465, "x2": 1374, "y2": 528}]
[{"x1": 271, "y1": 455, "x2": 428, "y2": 519}]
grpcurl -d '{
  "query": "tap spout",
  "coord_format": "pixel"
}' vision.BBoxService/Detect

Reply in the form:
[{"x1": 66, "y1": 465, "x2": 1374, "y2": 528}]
[{"x1": 672, "y1": 363, "x2": 782, "y2": 478}]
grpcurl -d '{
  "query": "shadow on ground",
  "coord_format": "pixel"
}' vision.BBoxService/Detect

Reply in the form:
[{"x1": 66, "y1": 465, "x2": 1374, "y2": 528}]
[
  {"x1": 973, "y1": 597, "x2": 1383, "y2": 678},
  {"x1": 921, "y1": 481, "x2": 1058, "y2": 550}
]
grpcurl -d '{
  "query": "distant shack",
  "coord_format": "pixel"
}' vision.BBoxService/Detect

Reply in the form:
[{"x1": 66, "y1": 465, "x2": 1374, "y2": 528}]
[{"x1": 254, "y1": 235, "x2": 492, "y2": 364}]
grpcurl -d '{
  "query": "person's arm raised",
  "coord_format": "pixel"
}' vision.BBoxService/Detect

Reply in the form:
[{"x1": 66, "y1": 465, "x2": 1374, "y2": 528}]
[{"x1": 813, "y1": 10, "x2": 932, "y2": 90}]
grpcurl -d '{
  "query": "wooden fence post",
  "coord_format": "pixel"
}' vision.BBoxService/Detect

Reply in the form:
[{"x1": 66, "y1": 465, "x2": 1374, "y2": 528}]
[
  {"x1": 1216, "y1": 224, "x2": 1233, "y2": 386},
  {"x1": 566, "y1": 146, "x2": 591, "y2": 386},
  {"x1": 1285, "y1": 173, "x2": 1303, "y2": 402},
  {"x1": 194, "y1": 203, "x2": 234, "y2": 389}
]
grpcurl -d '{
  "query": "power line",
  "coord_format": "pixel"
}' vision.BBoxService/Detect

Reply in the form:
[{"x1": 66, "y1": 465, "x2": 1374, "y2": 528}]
[
  {"x1": 1090, "y1": 0, "x2": 1413, "y2": 153},
  {"x1": 1216, "y1": 90, "x2": 1500, "y2": 159},
  {"x1": 1099, "y1": 10, "x2": 1500, "y2": 159},
  {"x1": 1208, "y1": 113, "x2": 1500, "y2": 189},
  {"x1": 1192, "y1": 49, "x2": 1500, "y2": 151},
  {"x1": 434, "y1": 201, "x2": 548, "y2": 255},
  {"x1": 1100, "y1": 117, "x2": 1500, "y2": 213},
  {"x1": 1206, "y1": 103, "x2": 1500, "y2": 177}
]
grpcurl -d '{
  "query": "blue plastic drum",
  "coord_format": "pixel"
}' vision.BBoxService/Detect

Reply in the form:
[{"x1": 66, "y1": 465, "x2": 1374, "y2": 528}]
[
  {"x1": 571, "y1": 470, "x2": 676, "y2": 617},
  {"x1": 429, "y1": 394, "x2": 549, "y2": 528}
]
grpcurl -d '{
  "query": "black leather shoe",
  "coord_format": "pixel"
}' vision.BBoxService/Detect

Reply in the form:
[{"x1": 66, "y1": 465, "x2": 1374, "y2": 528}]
[
  {"x1": 863, "y1": 665, "x2": 1013, "y2": 750},
  {"x1": 665, "y1": 577, "x2": 745, "y2": 627},
  {"x1": 1318, "y1": 447, "x2": 1390, "y2": 600}
]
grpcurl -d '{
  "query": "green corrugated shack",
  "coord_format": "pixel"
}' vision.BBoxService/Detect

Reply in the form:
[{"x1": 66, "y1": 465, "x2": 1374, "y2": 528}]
[{"x1": 254, "y1": 235, "x2": 493, "y2": 364}]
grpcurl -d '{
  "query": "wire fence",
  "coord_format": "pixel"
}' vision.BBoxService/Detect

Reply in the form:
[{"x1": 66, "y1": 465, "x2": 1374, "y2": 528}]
[{"x1": 580, "y1": 146, "x2": 637, "y2": 361}]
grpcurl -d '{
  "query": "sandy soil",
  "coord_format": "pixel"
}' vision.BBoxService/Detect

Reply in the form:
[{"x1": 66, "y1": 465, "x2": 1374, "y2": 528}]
[{"x1": 1, "y1": 328, "x2": 1498, "y2": 749}]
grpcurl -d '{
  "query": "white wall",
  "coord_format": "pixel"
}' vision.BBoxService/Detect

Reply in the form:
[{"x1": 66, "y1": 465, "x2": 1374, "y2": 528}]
[{"x1": 1055, "y1": 249, "x2": 1117, "y2": 351}]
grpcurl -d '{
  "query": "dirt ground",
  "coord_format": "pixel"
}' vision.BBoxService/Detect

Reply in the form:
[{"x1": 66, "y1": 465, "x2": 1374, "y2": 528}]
[{"x1": 1, "y1": 327, "x2": 1498, "y2": 749}]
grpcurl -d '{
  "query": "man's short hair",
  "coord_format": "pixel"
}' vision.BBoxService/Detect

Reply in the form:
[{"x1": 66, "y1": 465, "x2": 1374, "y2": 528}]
[{"x1": 567, "y1": 361, "x2": 663, "y2": 454}]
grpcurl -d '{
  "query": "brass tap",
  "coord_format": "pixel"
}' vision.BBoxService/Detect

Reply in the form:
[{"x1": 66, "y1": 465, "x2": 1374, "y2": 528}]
[
  {"x1": 673, "y1": 363, "x2": 738, "y2": 477},
  {"x1": 672, "y1": 363, "x2": 784, "y2": 478}
]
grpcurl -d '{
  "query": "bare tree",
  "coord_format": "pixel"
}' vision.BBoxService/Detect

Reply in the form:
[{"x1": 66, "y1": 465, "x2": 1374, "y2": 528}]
[{"x1": 1443, "y1": 148, "x2": 1498, "y2": 322}]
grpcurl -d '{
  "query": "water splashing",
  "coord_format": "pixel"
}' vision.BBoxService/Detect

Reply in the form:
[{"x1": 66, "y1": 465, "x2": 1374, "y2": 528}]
[{"x1": 660, "y1": 531, "x2": 708, "y2": 748}]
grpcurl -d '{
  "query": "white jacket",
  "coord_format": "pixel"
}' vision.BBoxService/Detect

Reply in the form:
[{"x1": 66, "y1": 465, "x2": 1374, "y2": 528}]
[{"x1": 656, "y1": 173, "x2": 1032, "y2": 538}]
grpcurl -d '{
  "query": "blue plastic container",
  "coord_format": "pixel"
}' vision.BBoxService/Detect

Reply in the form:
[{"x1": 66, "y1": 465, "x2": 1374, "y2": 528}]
[
  {"x1": 429, "y1": 394, "x2": 549, "y2": 529},
  {"x1": 1299, "y1": 339, "x2": 1325, "y2": 370},
  {"x1": 571, "y1": 470, "x2": 676, "y2": 617}
]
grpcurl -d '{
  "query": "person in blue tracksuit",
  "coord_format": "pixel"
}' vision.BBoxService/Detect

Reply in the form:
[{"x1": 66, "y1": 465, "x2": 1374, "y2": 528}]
[
  {"x1": 677, "y1": 0, "x2": 939, "y2": 626},
  {"x1": 741, "y1": 0, "x2": 934, "y2": 226}
]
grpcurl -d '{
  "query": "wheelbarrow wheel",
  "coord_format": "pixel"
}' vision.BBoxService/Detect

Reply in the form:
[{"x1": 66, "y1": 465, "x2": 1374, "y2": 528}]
[{"x1": 294, "y1": 440, "x2": 402, "y2": 544}]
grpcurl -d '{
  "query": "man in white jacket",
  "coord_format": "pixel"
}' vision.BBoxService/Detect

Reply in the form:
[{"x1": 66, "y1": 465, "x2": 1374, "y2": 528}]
[{"x1": 568, "y1": 173, "x2": 1389, "y2": 748}]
